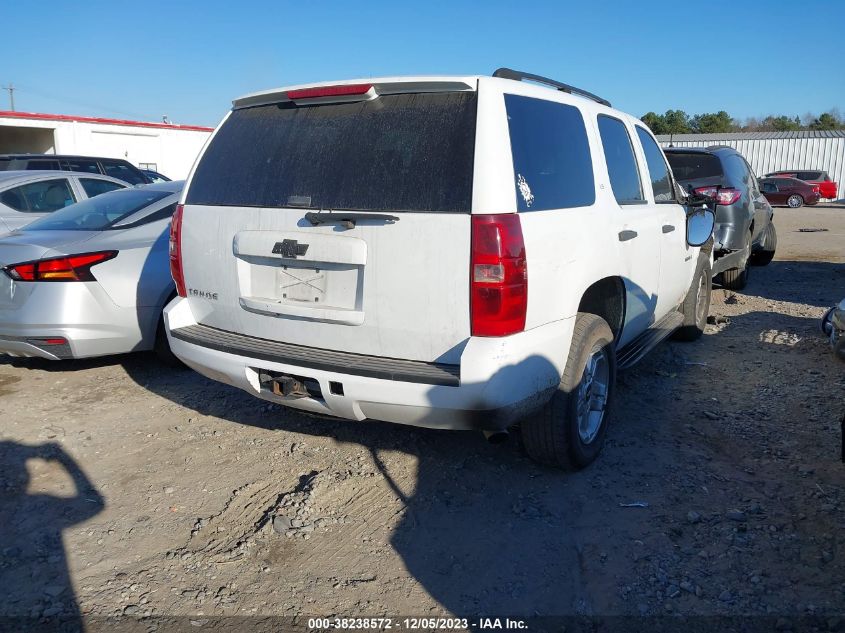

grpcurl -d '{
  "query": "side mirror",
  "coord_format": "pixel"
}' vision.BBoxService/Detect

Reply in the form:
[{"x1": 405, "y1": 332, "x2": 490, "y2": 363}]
[{"x1": 686, "y1": 206, "x2": 715, "y2": 247}]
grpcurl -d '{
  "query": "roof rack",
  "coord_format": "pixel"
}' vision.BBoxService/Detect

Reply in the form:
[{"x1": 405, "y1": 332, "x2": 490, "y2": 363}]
[{"x1": 492, "y1": 68, "x2": 611, "y2": 107}]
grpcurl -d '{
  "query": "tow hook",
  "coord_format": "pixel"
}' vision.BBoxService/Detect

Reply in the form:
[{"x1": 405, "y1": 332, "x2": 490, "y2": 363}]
[
  {"x1": 483, "y1": 429, "x2": 509, "y2": 444},
  {"x1": 271, "y1": 376, "x2": 310, "y2": 399}
]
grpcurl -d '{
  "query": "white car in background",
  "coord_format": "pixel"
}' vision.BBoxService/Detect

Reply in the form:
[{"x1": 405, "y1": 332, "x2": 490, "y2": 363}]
[
  {"x1": 0, "y1": 171, "x2": 127, "y2": 232},
  {"x1": 0, "y1": 181, "x2": 183, "y2": 361}
]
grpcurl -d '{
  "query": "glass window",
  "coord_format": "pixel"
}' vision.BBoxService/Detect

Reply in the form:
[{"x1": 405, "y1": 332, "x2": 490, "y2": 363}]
[
  {"x1": 504, "y1": 94, "x2": 594, "y2": 211},
  {"x1": 25, "y1": 160, "x2": 61, "y2": 171},
  {"x1": 25, "y1": 188, "x2": 171, "y2": 231},
  {"x1": 598, "y1": 116, "x2": 643, "y2": 205},
  {"x1": 665, "y1": 152, "x2": 724, "y2": 182},
  {"x1": 761, "y1": 180, "x2": 777, "y2": 193},
  {"x1": 723, "y1": 155, "x2": 752, "y2": 188},
  {"x1": 187, "y1": 92, "x2": 478, "y2": 213},
  {"x1": 102, "y1": 161, "x2": 147, "y2": 185},
  {"x1": 62, "y1": 159, "x2": 100, "y2": 174},
  {"x1": 634, "y1": 126, "x2": 674, "y2": 202},
  {"x1": 797, "y1": 171, "x2": 823, "y2": 181},
  {"x1": 114, "y1": 202, "x2": 178, "y2": 229},
  {"x1": 0, "y1": 178, "x2": 76, "y2": 213},
  {"x1": 80, "y1": 178, "x2": 126, "y2": 198}
]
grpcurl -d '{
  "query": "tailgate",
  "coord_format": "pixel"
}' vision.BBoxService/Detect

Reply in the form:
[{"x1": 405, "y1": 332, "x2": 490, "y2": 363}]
[{"x1": 180, "y1": 86, "x2": 477, "y2": 364}]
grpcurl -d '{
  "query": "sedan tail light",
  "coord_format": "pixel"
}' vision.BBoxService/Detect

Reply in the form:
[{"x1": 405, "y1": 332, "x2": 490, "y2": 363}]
[
  {"x1": 169, "y1": 204, "x2": 186, "y2": 297},
  {"x1": 470, "y1": 214, "x2": 527, "y2": 337},
  {"x1": 3, "y1": 251, "x2": 117, "y2": 282},
  {"x1": 694, "y1": 186, "x2": 741, "y2": 206}
]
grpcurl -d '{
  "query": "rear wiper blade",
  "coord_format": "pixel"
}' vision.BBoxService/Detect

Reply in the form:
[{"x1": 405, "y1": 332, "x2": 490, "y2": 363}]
[{"x1": 304, "y1": 211, "x2": 400, "y2": 229}]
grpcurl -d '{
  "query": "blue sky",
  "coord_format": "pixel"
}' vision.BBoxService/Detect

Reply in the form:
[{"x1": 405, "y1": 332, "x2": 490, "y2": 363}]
[{"x1": 3, "y1": 0, "x2": 843, "y2": 127}]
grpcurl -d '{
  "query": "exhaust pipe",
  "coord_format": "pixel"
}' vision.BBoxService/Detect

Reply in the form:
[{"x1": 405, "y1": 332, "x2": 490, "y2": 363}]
[{"x1": 483, "y1": 429, "x2": 509, "y2": 445}]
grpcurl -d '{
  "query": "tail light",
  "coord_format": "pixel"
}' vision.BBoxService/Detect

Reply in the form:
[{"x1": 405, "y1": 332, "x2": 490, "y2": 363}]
[
  {"x1": 470, "y1": 214, "x2": 527, "y2": 337},
  {"x1": 812, "y1": 185, "x2": 820, "y2": 194},
  {"x1": 170, "y1": 204, "x2": 186, "y2": 298},
  {"x1": 694, "y1": 186, "x2": 741, "y2": 205},
  {"x1": 3, "y1": 251, "x2": 117, "y2": 282}
]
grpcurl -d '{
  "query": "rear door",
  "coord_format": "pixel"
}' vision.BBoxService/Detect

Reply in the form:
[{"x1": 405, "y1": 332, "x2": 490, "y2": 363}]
[
  {"x1": 180, "y1": 85, "x2": 477, "y2": 364},
  {"x1": 595, "y1": 114, "x2": 661, "y2": 343},
  {"x1": 633, "y1": 125, "x2": 691, "y2": 317}
]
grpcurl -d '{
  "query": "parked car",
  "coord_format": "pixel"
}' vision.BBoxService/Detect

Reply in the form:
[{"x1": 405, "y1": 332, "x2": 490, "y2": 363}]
[
  {"x1": 760, "y1": 177, "x2": 820, "y2": 208},
  {"x1": 764, "y1": 170, "x2": 837, "y2": 200},
  {"x1": 141, "y1": 169, "x2": 171, "y2": 183},
  {"x1": 0, "y1": 154, "x2": 153, "y2": 185},
  {"x1": 0, "y1": 171, "x2": 127, "y2": 232},
  {"x1": 0, "y1": 181, "x2": 183, "y2": 362},
  {"x1": 665, "y1": 146, "x2": 776, "y2": 290},
  {"x1": 165, "y1": 69, "x2": 715, "y2": 470}
]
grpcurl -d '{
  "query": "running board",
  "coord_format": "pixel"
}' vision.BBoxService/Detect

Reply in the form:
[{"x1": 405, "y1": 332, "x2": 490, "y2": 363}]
[
  {"x1": 617, "y1": 311, "x2": 685, "y2": 370},
  {"x1": 712, "y1": 245, "x2": 749, "y2": 276}
]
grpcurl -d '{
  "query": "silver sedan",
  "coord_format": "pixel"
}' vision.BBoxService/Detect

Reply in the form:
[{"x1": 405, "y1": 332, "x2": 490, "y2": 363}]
[
  {"x1": 0, "y1": 181, "x2": 183, "y2": 361},
  {"x1": 0, "y1": 170, "x2": 128, "y2": 232}
]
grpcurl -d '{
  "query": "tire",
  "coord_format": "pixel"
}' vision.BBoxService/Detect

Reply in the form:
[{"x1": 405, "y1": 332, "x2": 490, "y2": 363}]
[
  {"x1": 719, "y1": 230, "x2": 751, "y2": 291},
  {"x1": 787, "y1": 194, "x2": 804, "y2": 208},
  {"x1": 521, "y1": 313, "x2": 616, "y2": 470},
  {"x1": 154, "y1": 315, "x2": 184, "y2": 367},
  {"x1": 750, "y1": 223, "x2": 777, "y2": 266},
  {"x1": 672, "y1": 253, "x2": 712, "y2": 342}
]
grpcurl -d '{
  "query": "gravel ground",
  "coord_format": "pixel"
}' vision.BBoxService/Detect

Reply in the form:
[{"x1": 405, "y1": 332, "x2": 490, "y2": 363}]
[{"x1": 1, "y1": 205, "x2": 843, "y2": 630}]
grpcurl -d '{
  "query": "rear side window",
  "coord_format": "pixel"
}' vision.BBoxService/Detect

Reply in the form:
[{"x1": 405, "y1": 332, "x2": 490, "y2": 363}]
[
  {"x1": 80, "y1": 178, "x2": 125, "y2": 197},
  {"x1": 723, "y1": 155, "x2": 752, "y2": 188},
  {"x1": 504, "y1": 94, "x2": 594, "y2": 211},
  {"x1": 665, "y1": 152, "x2": 723, "y2": 181},
  {"x1": 187, "y1": 92, "x2": 478, "y2": 213},
  {"x1": 26, "y1": 160, "x2": 61, "y2": 171},
  {"x1": 0, "y1": 179, "x2": 76, "y2": 212},
  {"x1": 63, "y1": 159, "x2": 100, "y2": 174},
  {"x1": 102, "y1": 161, "x2": 147, "y2": 185},
  {"x1": 797, "y1": 171, "x2": 823, "y2": 181},
  {"x1": 634, "y1": 126, "x2": 674, "y2": 202},
  {"x1": 597, "y1": 116, "x2": 643, "y2": 205}
]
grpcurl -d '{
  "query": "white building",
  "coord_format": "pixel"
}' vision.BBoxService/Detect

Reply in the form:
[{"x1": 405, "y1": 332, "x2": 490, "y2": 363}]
[
  {"x1": 656, "y1": 130, "x2": 845, "y2": 200},
  {"x1": 0, "y1": 110, "x2": 213, "y2": 179}
]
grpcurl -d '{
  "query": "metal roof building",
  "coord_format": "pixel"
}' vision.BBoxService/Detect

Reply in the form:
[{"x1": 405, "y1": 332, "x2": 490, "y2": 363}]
[
  {"x1": 0, "y1": 110, "x2": 213, "y2": 180},
  {"x1": 656, "y1": 130, "x2": 845, "y2": 200}
]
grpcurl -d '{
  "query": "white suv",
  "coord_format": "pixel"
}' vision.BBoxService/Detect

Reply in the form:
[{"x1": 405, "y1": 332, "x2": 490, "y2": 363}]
[{"x1": 165, "y1": 69, "x2": 714, "y2": 469}]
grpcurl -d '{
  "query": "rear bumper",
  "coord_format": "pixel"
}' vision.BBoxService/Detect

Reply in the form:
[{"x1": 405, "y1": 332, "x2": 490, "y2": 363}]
[
  {"x1": 0, "y1": 279, "x2": 153, "y2": 359},
  {"x1": 165, "y1": 297, "x2": 573, "y2": 431}
]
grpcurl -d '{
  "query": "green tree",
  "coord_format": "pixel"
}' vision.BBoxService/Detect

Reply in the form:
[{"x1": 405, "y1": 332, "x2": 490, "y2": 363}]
[
  {"x1": 663, "y1": 109, "x2": 691, "y2": 134},
  {"x1": 809, "y1": 112, "x2": 841, "y2": 130},
  {"x1": 764, "y1": 115, "x2": 801, "y2": 131},
  {"x1": 691, "y1": 110, "x2": 735, "y2": 133},
  {"x1": 640, "y1": 111, "x2": 666, "y2": 134}
]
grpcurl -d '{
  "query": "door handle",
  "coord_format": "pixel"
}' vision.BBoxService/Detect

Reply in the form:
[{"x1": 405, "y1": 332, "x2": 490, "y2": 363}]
[
  {"x1": 618, "y1": 230, "x2": 638, "y2": 242},
  {"x1": 662, "y1": 224, "x2": 675, "y2": 233}
]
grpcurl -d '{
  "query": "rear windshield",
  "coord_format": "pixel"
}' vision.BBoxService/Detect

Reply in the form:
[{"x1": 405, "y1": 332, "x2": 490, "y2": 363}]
[
  {"x1": 186, "y1": 92, "x2": 478, "y2": 213},
  {"x1": 796, "y1": 171, "x2": 824, "y2": 181},
  {"x1": 24, "y1": 188, "x2": 171, "y2": 231},
  {"x1": 665, "y1": 152, "x2": 723, "y2": 182}
]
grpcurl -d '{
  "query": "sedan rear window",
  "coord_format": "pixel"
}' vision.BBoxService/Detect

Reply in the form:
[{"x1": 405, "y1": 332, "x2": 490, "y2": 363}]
[
  {"x1": 665, "y1": 152, "x2": 723, "y2": 181},
  {"x1": 186, "y1": 92, "x2": 477, "y2": 213},
  {"x1": 24, "y1": 188, "x2": 171, "y2": 231}
]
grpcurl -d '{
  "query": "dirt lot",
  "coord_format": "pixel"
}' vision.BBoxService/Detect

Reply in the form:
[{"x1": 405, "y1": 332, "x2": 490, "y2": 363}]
[{"x1": 1, "y1": 205, "x2": 844, "y2": 630}]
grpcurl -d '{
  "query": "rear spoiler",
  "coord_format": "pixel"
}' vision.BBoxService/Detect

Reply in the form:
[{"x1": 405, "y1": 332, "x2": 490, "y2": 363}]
[{"x1": 233, "y1": 78, "x2": 476, "y2": 110}]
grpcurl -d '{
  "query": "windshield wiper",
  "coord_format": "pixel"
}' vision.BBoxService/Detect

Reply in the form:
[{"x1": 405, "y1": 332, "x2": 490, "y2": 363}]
[{"x1": 304, "y1": 211, "x2": 400, "y2": 229}]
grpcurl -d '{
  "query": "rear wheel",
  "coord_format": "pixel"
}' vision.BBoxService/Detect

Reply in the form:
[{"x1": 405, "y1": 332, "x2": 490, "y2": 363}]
[
  {"x1": 521, "y1": 313, "x2": 616, "y2": 470},
  {"x1": 750, "y1": 222, "x2": 777, "y2": 266},
  {"x1": 719, "y1": 230, "x2": 751, "y2": 291},
  {"x1": 787, "y1": 194, "x2": 804, "y2": 208},
  {"x1": 672, "y1": 253, "x2": 711, "y2": 341}
]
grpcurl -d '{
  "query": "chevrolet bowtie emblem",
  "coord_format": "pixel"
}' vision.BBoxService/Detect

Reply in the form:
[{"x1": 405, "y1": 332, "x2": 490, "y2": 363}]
[{"x1": 273, "y1": 239, "x2": 309, "y2": 259}]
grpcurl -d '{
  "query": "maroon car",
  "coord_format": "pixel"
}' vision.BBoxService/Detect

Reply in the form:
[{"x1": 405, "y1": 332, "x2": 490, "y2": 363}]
[{"x1": 760, "y1": 177, "x2": 820, "y2": 208}]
